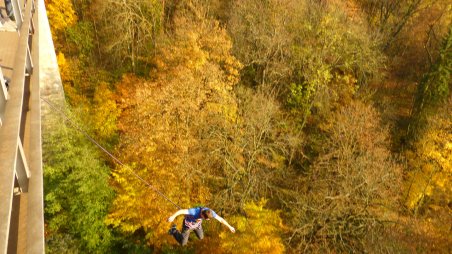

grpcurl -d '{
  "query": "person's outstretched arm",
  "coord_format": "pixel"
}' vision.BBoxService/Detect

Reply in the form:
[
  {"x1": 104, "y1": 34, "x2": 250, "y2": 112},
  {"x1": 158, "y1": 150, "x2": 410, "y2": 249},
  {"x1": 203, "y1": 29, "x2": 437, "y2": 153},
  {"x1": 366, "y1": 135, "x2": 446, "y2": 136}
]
[
  {"x1": 168, "y1": 209, "x2": 189, "y2": 222},
  {"x1": 215, "y1": 216, "x2": 235, "y2": 233}
]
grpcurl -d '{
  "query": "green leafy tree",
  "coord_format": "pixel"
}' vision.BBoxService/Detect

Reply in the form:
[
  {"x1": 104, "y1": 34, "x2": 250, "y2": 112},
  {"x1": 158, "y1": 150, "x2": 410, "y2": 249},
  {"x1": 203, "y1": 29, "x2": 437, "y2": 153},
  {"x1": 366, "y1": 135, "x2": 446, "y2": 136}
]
[
  {"x1": 43, "y1": 112, "x2": 114, "y2": 253},
  {"x1": 287, "y1": 1, "x2": 384, "y2": 128},
  {"x1": 408, "y1": 23, "x2": 452, "y2": 140},
  {"x1": 65, "y1": 21, "x2": 95, "y2": 61},
  {"x1": 227, "y1": 0, "x2": 384, "y2": 128}
]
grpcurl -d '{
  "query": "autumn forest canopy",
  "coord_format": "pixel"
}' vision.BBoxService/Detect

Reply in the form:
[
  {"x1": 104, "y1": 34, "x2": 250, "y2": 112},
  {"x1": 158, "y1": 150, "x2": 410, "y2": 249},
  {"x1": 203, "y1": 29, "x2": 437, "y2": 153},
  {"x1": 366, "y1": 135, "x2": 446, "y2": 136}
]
[{"x1": 43, "y1": 0, "x2": 451, "y2": 253}]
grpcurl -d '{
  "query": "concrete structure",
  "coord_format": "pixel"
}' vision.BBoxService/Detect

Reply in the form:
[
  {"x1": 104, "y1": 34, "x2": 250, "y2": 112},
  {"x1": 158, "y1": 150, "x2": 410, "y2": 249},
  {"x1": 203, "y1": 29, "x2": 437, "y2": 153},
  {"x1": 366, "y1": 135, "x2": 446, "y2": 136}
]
[{"x1": 0, "y1": 0, "x2": 63, "y2": 252}]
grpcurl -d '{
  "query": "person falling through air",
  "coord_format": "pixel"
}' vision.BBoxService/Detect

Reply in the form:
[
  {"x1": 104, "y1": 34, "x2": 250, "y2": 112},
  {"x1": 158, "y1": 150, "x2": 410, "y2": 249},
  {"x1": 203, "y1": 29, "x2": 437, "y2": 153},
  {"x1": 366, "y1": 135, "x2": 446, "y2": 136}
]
[{"x1": 168, "y1": 207, "x2": 235, "y2": 246}]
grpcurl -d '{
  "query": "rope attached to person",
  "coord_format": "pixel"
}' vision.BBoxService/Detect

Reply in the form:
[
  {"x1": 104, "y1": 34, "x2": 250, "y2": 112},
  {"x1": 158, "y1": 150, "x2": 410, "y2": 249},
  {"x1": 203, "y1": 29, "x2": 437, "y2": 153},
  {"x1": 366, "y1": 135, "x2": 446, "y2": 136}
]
[{"x1": 41, "y1": 96, "x2": 182, "y2": 209}]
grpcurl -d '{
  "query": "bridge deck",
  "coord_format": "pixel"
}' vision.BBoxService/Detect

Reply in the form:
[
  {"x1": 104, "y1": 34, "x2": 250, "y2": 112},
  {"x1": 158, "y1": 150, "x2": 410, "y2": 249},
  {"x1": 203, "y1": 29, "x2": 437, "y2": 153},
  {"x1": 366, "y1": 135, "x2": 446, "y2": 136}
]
[
  {"x1": 0, "y1": 31, "x2": 19, "y2": 81},
  {"x1": 1, "y1": 1, "x2": 46, "y2": 253}
]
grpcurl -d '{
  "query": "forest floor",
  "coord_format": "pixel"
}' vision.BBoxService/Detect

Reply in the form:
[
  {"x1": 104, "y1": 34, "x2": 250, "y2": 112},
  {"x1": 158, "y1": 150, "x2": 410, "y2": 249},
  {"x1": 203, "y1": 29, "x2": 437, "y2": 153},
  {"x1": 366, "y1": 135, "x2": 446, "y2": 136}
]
[
  {"x1": 383, "y1": 209, "x2": 452, "y2": 254},
  {"x1": 371, "y1": 76, "x2": 452, "y2": 254},
  {"x1": 370, "y1": 76, "x2": 416, "y2": 152}
]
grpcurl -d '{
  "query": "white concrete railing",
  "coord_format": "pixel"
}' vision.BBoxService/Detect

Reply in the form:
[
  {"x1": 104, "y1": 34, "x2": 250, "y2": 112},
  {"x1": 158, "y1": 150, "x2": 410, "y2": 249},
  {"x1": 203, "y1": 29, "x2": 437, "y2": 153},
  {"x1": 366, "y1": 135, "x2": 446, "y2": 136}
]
[{"x1": 0, "y1": 0, "x2": 44, "y2": 252}]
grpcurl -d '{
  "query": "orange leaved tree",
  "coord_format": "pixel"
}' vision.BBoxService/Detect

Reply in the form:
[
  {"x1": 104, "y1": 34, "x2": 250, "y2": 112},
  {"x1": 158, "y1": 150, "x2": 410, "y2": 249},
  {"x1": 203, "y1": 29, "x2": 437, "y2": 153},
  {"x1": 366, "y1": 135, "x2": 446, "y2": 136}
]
[{"x1": 106, "y1": 4, "x2": 242, "y2": 248}]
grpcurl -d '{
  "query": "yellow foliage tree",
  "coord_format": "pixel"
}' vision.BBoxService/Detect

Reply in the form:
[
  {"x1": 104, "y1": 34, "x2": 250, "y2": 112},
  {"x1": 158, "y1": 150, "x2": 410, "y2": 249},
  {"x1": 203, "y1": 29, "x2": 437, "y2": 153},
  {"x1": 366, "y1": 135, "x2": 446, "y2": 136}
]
[
  {"x1": 106, "y1": 162, "x2": 179, "y2": 245},
  {"x1": 56, "y1": 52, "x2": 87, "y2": 106},
  {"x1": 405, "y1": 100, "x2": 452, "y2": 213},
  {"x1": 56, "y1": 52, "x2": 70, "y2": 83},
  {"x1": 91, "y1": 82, "x2": 121, "y2": 142},
  {"x1": 219, "y1": 200, "x2": 285, "y2": 254},
  {"x1": 46, "y1": 0, "x2": 77, "y2": 42}
]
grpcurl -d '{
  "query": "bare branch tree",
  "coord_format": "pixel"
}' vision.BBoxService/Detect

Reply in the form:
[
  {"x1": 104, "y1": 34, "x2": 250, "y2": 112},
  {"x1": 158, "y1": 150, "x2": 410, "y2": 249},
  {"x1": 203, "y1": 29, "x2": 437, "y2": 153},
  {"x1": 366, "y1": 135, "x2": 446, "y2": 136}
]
[
  {"x1": 97, "y1": 0, "x2": 163, "y2": 71},
  {"x1": 287, "y1": 102, "x2": 401, "y2": 252}
]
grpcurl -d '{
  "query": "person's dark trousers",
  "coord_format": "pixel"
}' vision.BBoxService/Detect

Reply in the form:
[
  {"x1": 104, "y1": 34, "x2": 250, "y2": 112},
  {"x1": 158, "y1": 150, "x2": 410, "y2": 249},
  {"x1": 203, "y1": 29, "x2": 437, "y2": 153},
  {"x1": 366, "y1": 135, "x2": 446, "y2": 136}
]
[
  {"x1": 4, "y1": 0, "x2": 15, "y2": 21},
  {"x1": 171, "y1": 222, "x2": 204, "y2": 246}
]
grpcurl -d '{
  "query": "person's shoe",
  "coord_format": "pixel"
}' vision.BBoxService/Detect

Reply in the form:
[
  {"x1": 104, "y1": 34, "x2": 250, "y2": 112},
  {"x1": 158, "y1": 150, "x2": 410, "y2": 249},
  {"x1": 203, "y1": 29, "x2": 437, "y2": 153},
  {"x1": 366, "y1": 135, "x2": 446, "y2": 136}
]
[{"x1": 168, "y1": 224, "x2": 177, "y2": 235}]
